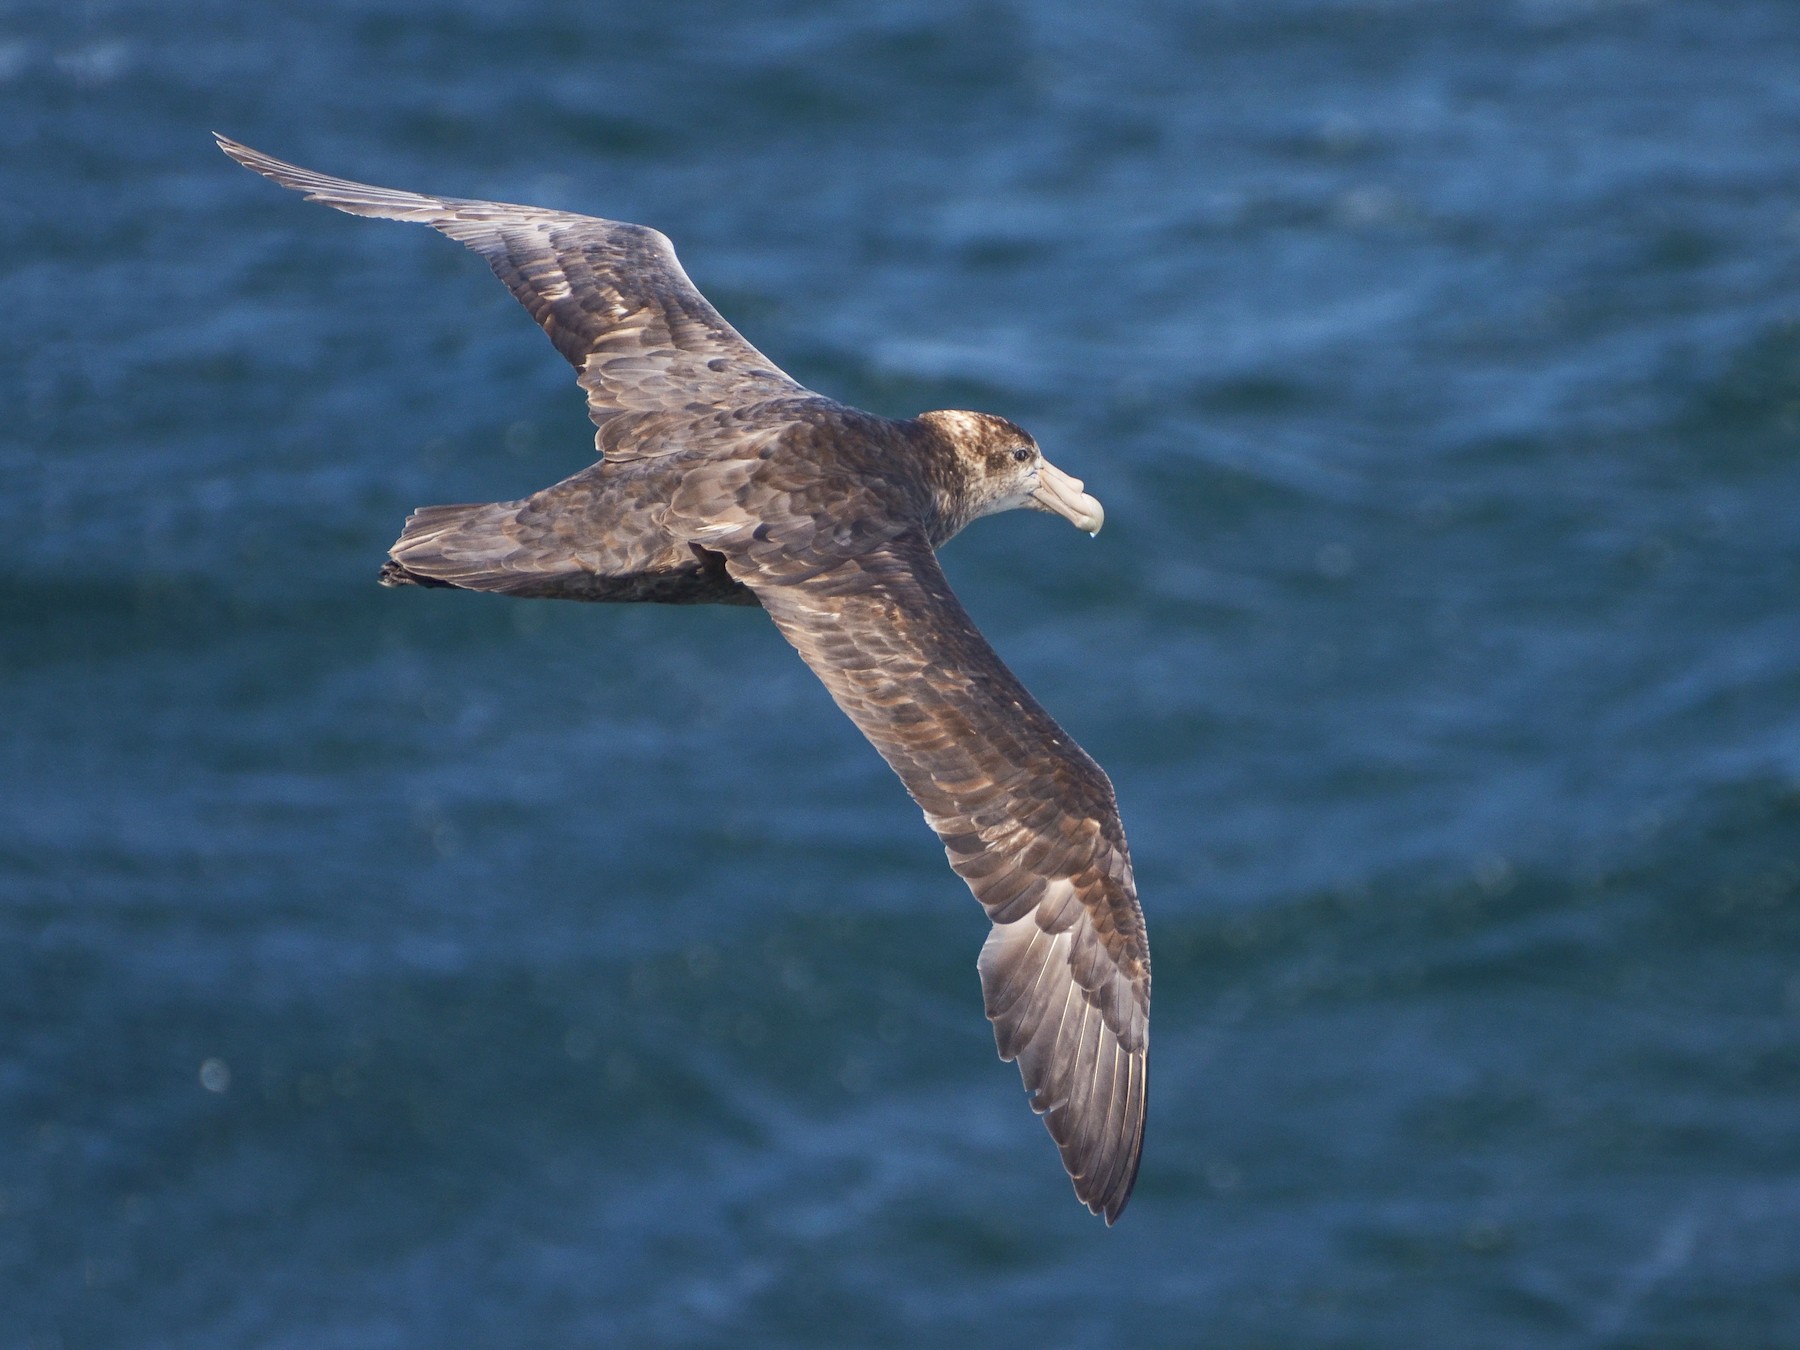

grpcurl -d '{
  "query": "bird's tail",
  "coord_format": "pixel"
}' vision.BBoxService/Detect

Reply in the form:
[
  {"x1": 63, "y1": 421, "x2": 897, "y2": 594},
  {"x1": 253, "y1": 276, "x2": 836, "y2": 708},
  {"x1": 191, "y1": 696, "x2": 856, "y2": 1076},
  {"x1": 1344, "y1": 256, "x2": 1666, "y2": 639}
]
[
  {"x1": 378, "y1": 495, "x2": 759, "y2": 605},
  {"x1": 380, "y1": 501, "x2": 540, "y2": 593}
]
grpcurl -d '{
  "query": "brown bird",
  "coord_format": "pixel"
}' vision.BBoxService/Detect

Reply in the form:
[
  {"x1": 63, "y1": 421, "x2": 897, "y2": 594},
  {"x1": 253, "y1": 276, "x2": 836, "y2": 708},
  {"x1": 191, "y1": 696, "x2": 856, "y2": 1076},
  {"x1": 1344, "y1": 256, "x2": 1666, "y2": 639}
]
[{"x1": 217, "y1": 135, "x2": 1151, "y2": 1222}]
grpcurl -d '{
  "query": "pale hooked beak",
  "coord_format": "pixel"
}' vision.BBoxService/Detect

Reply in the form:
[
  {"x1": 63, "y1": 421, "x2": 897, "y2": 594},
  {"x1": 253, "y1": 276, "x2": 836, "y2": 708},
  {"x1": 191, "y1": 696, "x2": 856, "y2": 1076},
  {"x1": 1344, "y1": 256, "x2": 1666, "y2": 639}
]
[{"x1": 1031, "y1": 459, "x2": 1105, "y2": 536}]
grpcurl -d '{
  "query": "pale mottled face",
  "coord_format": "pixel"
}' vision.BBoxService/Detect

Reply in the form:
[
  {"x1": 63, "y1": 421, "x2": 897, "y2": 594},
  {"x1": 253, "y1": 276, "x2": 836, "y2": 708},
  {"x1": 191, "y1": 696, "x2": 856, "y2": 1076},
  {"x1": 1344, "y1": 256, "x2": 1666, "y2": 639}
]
[
  {"x1": 923, "y1": 409, "x2": 1105, "y2": 534},
  {"x1": 965, "y1": 413, "x2": 1046, "y2": 513}
]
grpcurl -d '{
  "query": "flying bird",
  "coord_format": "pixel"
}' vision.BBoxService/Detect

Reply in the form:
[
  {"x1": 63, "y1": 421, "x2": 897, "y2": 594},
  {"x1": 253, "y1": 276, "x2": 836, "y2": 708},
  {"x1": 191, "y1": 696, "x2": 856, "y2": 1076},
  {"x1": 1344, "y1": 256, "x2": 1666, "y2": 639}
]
[{"x1": 217, "y1": 134, "x2": 1151, "y2": 1222}]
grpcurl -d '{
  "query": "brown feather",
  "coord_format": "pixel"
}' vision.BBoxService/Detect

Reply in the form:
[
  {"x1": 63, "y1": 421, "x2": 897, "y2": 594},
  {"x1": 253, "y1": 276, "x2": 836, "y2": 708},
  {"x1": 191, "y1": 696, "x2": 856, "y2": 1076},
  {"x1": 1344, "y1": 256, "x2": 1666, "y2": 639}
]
[
  {"x1": 220, "y1": 135, "x2": 1151, "y2": 1221},
  {"x1": 732, "y1": 533, "x2": 1150, "y2": 1222},
  {"x1": 213, "y1": 134, "x2": 814, "y2": 460}
]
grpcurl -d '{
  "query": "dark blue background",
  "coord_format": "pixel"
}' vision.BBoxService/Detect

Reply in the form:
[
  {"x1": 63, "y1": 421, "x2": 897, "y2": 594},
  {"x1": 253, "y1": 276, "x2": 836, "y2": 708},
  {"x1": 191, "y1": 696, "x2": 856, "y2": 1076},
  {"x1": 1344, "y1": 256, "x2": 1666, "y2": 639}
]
[{"x1": 8, "y1": 1, "x2": 1800, "y2": 1345}]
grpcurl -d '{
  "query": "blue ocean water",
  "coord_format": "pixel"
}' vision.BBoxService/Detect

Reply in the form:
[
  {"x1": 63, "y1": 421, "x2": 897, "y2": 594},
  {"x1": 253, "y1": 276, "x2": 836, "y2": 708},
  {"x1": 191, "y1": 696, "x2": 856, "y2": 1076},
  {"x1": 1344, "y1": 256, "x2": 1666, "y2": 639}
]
[{"x1": 6, "y1": 0, "x2": 1800, "y2": 1344}]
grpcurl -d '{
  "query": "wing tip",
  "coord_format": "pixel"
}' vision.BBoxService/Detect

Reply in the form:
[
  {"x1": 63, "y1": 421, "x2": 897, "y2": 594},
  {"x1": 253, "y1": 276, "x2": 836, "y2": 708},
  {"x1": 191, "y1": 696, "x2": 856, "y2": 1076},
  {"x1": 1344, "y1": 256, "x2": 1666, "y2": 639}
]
[
  {"x1": 213, "y1": 133, "x2": 449, "y2": 221},
  {"x1": 1016, "y1": 1061, "x2": 1146, "y2": 1224},
  {"x1": 213, "y1": 131, "x2": 329, "y2": 196},
  {"x1": 1052, "y1": 1032, "x2": 1148, "y2": 1226},
  {"x1": 212, "y1": 130, "x2": 264, "y2": 172},
  {"x1": 1078, "y1": 1128, "x2": 1145, "y2": 1226},
  {"x1": 213, "y1": 132, "x2": 305, "y2": 182}
]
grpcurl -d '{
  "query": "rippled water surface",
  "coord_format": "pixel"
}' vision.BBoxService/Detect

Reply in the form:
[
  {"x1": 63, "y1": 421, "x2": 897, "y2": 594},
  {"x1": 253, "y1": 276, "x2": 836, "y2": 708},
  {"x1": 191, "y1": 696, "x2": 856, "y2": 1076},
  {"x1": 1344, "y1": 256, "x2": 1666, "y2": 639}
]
[{"x1": 8, "y1": 1, "x2": 1800, "y2": 1345}]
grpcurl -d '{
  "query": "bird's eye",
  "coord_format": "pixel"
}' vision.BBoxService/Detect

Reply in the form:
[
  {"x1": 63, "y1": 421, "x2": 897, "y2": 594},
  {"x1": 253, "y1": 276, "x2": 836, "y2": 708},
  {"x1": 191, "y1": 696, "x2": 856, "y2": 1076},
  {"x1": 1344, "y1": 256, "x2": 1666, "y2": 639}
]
[{"x1": 1012, "y1": 446, "x2": 1033, "y2": 463}]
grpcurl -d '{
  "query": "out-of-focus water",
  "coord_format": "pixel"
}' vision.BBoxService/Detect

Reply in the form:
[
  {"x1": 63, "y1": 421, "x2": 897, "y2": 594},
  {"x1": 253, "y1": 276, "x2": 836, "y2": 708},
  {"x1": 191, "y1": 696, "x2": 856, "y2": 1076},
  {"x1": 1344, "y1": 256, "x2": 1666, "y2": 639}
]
[{"x1": 7, "y1": 1, "x2": 1800, "y2": 1345}]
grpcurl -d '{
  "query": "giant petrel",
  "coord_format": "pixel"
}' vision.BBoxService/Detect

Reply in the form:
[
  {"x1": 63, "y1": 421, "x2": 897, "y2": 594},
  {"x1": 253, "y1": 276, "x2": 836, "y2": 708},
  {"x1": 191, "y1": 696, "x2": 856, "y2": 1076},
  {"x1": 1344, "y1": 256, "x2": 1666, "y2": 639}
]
[{"x1": 217, "y1": 135, "x2": 1151, "y2": 1222}]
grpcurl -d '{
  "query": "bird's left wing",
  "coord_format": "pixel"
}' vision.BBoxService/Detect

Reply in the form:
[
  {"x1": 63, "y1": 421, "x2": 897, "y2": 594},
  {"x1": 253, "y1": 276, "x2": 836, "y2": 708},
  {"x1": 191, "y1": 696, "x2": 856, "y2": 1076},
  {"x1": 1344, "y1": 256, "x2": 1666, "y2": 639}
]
[
  {"x1": 736, "y1": 530, "x2": 1151, "y2": 1222},
  {"x1": 215, "y1": 135, "x2": 811, "y2": 461}
]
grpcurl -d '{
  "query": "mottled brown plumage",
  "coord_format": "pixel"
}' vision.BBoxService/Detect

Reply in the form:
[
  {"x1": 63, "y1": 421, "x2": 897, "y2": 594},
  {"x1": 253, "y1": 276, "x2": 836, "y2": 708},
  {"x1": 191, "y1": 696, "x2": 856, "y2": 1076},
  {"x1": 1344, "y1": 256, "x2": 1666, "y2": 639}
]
[{"x1": 218, "y1": 135, "x2": 1150, "y2": 1222}]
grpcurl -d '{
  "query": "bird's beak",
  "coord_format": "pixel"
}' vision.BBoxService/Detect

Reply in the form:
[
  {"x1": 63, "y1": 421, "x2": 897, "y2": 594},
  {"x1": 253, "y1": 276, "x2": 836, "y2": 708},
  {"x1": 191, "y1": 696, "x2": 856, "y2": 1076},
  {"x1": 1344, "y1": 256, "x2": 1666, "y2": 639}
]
[{"x1": 1031, "y1": 459, "x2": 1105, "y2": 536}]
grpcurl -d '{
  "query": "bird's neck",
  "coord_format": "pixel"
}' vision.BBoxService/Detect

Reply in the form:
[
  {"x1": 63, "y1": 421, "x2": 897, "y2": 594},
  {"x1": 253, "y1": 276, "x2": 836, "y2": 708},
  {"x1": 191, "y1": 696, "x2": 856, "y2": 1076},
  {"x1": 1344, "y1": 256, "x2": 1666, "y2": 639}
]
[{"x1": 908, "y1": 417, "x2": 987, "y2": 547}]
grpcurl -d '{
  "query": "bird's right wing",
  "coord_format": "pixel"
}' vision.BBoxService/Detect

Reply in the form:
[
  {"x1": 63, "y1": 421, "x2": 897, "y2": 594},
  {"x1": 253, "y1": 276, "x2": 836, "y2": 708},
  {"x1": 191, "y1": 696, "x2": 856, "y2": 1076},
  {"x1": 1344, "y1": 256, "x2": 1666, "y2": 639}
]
[
  {"x1": 736, "y1": 530, "x2": 1151, "y2": 1222},
  {"x1": 216, "y1": 136, "x2": 813, "y2": 462}
]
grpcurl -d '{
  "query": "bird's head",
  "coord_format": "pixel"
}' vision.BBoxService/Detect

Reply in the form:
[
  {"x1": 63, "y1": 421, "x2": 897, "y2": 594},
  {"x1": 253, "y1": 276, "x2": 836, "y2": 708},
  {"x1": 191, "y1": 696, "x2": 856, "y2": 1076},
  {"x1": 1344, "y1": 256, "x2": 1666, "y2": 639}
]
[{"x1": 918, "y1": 409, "x2": 1105, "y2": 537}]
